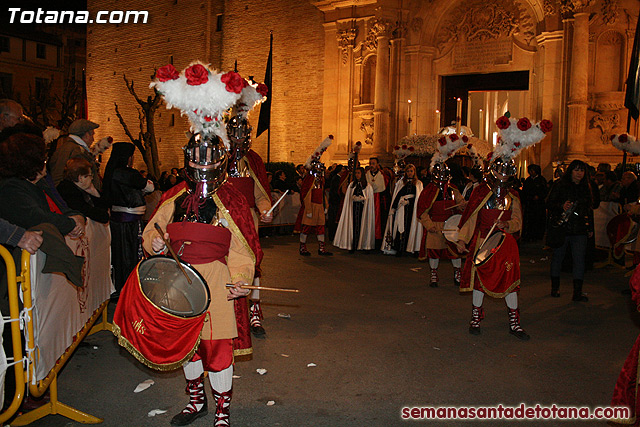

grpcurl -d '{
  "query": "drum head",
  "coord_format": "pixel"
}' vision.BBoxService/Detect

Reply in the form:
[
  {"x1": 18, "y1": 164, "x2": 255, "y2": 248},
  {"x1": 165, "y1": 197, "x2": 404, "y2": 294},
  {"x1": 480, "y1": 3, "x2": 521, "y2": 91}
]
[
  {"x1": 443, "y1": 214, "x2": 462, "y2": 242},
  {"x1": 138, "y1": 257, "x2": 210, "y2": 318},
  {"x1": 474, "y1": 232, "x2": 505, "y2": 266}
]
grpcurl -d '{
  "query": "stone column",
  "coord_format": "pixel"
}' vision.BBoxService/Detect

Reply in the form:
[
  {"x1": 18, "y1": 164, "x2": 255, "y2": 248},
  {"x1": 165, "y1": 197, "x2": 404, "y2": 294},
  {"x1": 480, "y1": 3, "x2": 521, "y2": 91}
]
[
  {"x1": 372, "y1": 19, "x2": 391, "y2": 160},
  {"x1": 565, "y1": 12, "x2": 589, "y2": 160}
]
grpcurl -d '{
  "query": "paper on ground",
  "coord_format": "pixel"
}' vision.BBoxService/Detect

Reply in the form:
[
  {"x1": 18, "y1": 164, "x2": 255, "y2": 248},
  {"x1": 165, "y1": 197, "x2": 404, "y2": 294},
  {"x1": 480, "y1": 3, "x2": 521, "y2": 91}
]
[
  {"x1": 134, "y1": 379, "x2": 154, "y2": 393},
  {"x1": 148, "y1": 409, "x2": 167, "y2": 417}
]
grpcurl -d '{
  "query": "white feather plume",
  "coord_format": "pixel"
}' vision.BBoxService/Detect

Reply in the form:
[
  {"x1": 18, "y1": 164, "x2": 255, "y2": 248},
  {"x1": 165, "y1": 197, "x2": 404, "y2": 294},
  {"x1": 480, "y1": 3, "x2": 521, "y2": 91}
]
[
  {"x1": 611, "y1": 133, "x2": 640, "y2": 155},
  {"x1": 150, "y1": 61, "x2": 243, "y2": 147},
  {"x1": 430, "y1": 134, "x2": 466, "y2": 169},
  {"x1": 492, "y1": 116, "x2": 552, "y2": 161},
  {"x1": 235, "y1": 81, "x2": 266, "y2": 117},
  {"x1": 304, "y1": 136, "x2": 334, "y2": 169}
]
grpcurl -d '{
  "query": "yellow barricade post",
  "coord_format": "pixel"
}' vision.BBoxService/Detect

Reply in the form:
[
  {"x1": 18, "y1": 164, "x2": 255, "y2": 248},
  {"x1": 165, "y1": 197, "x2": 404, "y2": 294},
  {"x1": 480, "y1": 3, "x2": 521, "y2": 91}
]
[{"x1": 0, "y1": 248, "x2": 112, "y2": 425}]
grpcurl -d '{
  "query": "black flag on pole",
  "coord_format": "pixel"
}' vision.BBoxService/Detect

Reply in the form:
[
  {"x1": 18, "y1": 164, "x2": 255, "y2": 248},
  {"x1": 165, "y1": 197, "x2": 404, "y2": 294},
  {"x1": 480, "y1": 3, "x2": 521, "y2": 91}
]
[
  {"x1": 625, "y1": 13, "x2": 640, "y2": 122},
  {"x1": 256, "y1": 33, "x2": 272, "y2": 138}
]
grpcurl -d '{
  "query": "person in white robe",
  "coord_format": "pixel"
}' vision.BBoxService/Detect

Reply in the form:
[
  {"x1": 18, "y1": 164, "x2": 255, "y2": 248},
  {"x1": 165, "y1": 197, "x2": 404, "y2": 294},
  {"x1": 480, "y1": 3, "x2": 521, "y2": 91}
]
[
  {"x1": 333, "y1": 167, "x2": 375, "y2": 252},
  {"x1": 382, "y1": 164, "x2": 423, "y2": 256}
]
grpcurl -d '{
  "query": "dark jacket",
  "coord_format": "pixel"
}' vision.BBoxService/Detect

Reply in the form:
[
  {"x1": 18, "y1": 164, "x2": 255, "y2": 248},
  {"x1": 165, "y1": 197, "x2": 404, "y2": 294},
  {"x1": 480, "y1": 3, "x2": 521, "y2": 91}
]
[
  {"x1": 0, "y1": 218, "x2": 24, "y2": 247},
  {"x1": 0, "y1": 177, "x2": 81, "y2": 236},
  {"x1": 108, "y1": 168, "x2": 147, "y2": 208},
  {"x1": 57, "y1": 179, "x2": 110, "y2": 224},
  {"x1": 546, "y1": 180, "x2": 593, "y2": 236}
]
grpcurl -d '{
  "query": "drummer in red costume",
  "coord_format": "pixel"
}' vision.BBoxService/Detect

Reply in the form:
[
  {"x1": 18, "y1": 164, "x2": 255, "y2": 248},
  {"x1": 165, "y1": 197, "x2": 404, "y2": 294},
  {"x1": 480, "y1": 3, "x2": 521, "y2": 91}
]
[
  {"x1": 455, "y1": 114, "x2": 552, "y2": 341},
  {"x1": 295, "y1": 136, "x2": 334, "y2": 256},
  {"x1": 226, "y1": 79, "x2": 272, "y2": 337},
  {"x1": 417, "y1": 161, "x2": 464, "y2": 287},
  {"x1": 144, "y1": 64, "x2": 260, "y2": 427},
  {"x1": 455, "y1": 156, "x2": 527, "y2": 340}
]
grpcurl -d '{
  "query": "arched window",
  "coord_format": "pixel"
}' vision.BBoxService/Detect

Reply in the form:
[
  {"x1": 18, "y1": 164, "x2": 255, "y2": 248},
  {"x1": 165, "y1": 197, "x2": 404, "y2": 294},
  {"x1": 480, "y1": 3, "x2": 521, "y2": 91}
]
[
  {"x1": 595, "y1": 30, "x2": 625, "y2": 92},
  {"x1": 362, "y1": 55, "x2": 376, "y2": 104}
]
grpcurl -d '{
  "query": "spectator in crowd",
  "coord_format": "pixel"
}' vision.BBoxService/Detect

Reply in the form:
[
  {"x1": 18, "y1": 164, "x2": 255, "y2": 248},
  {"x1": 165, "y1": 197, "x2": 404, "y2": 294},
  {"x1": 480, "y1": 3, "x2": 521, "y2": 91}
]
[
  {"x1": 271, "y1": 170, "x2": 289, "y2": 193},
  {"x1": 103, "y1": 142, "x2": 154, "y2": 299},
  {"x1": 0, "y1": 218, "x2": 43, "y2": 254},
  {"x1": 597, "y1": 163, "x2": 612, "y2": 173},
  {"x1": 294, "y1": 176, "x2": 303, "y2": 193},
  {"x1": 601, "y1": 171, "x2": 622, "y2": 202},
  {"x1": 0, "y1": 133, "x2": 85, "y2": 237},
  {"x1": 296, "y1": 164, "x2": 307, "y2": 180},
  {"x1": 593, "y1": 171, "x2": 605, "y2": 188},
  {"x1": 0, "y1": 99, "x2": 25, "y2": 132},
  {"x1": 522, "y1": 164, "x2": 548, "y2": 241},
  {"x1": 418, "y1": 166, "x2": 431, "y2": 186},
  {"x1": 57, "y1": 158, "x2": 109, "y2": 224},
  {"x1": 158, "y1": 171, "x2": 169, "y2": 190},
  {"x1": 48, "y1": 119, "x2": 103, "y2": 190},
  {"x1": 618, "y1": 171, "x2": 639, "y2": 206},
  {"x1": 462, "y1": 168, "x2": 483, "y2": 201},
  {"x1": 547, "y1": 160, "x2": 594, "y2": 302}
]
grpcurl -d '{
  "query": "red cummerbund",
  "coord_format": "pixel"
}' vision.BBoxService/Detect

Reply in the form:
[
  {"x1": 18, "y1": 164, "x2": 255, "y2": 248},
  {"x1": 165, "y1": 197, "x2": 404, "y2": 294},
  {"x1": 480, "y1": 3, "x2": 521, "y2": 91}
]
[{"x1": 167, "y1": 221, "x2": 231, "y2": 265}]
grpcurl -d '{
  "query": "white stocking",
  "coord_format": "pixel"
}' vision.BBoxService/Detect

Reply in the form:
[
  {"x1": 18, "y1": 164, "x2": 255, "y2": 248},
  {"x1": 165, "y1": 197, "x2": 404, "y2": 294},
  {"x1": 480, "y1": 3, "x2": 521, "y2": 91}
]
[
  {"x1": 300, "y1": 233, "x2": 308, "y2": 243},
  {"x1": 183, "y1": 360, "x2": 204, "y2": 380},
  {"x1": 429, "y1": 258, "x2": 439, "y2": 269},
  {"x1": 317, "y1": 234, "x2": 325, "y2": 242},
  {"x1": 472, "y1": 289, "x2": 484, "y2": 307},
  {"x1": 209, "y1": 365, "x2": 233, "y2": 393},
  {"x1": 451, "y1": 258, "x2": 462, "y2": 268},
  {"x1": 251, "y1": 277, "x2": 260, "y2": 300},
  {"x1": 505, "y1": 292, "x2": 518, "y2": 309}
]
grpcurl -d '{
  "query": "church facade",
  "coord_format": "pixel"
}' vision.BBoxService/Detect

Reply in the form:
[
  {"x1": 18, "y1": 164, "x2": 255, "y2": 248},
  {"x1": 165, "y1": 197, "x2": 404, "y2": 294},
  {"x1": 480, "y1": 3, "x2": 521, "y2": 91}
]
[{"x1": 87, "y1": 0, "x2": 639, "y2": 177}]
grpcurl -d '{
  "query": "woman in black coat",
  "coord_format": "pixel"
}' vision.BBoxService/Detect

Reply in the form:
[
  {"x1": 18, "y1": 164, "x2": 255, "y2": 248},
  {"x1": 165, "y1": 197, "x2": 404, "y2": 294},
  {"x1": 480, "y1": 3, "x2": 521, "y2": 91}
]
[
  {"x1": 57, "y1": 157, "x2": 109, "y2": 224},
  {"x1": 546, "y1": 160, "x2": 594, "y2": 302}
]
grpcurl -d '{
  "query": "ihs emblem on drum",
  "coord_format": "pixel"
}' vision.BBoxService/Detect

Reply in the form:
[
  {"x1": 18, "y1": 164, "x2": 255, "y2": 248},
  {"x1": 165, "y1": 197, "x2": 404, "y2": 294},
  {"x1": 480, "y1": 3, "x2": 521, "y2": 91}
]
[
  {"x1": 133, "y1": 318, "x2": 146, "y2": 335},
  {"x1": 504, "y1": 261, "x2": 513, "y2": 272}
]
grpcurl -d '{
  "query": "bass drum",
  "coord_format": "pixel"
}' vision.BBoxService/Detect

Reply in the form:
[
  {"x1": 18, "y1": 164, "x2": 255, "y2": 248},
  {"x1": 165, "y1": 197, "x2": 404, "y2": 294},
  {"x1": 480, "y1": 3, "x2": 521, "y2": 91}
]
[
  {"x1": 442, "y1": 214, "x2": 462, "y2": 242},
  {"x1": 138, "y1": 256, "x2": 210, "y2": 318},
  {"x1": 607, "y1": 213, "x2": 639, "y2": 259},
  {"x1": 474, "y1": 232, "x2": 506, "y2": 267},
  {"x1": 113, "y1": 256, "x2": 211, "y2": 371}
]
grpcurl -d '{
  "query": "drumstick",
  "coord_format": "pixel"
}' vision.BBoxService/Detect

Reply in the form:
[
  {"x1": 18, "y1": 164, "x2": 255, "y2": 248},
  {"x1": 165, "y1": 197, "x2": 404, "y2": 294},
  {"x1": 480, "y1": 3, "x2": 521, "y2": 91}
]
[
  {"x1": 154, "y1": 222, "x2": 192, "y2": 285},
  {"x1": 266, "y1": 190, "x2": 289, "y2": 216},
  {"x1": 445, "y1": 202, "x2": 465, "y2": 210},
  {"x1": 226, "y1": 284, "x2": 299, "y2": 293}
]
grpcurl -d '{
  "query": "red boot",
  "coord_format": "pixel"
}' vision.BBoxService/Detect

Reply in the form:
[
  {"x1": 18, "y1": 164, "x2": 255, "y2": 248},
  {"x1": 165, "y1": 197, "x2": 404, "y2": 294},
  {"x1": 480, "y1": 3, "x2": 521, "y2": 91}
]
[
  {"x1": 468, "y1": 305, "x2": 484, "y2": 335},
  {"x1": 212, "y1": 388, "x2": 232, "y2": 427}
]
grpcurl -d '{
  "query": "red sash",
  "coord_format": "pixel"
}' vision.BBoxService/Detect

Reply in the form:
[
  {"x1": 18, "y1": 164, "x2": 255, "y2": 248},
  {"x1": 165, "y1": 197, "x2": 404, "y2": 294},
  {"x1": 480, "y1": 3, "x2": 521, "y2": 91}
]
[
  {"x1": 430, "y1": 200, "x2": 456, "y2": 222},
  {"x1": 166, "y1": 222, "x2": 231, "y2": 265},
  {"x1": 477, "y1": 208, "x2": 512, "y2": 238},
  {"x1": 311, "y1": 188, "x2": 323, "y2": 204}
]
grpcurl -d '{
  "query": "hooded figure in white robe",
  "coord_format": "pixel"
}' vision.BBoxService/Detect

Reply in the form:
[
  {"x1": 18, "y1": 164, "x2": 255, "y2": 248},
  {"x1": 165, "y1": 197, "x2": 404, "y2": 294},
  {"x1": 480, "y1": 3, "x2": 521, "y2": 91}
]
[
  {"x1": 334, "y1": 167, "x2": 375, "y2": 251},
  {"x1": 382, "y1": 164, "x2": 423, "y2": 255}
]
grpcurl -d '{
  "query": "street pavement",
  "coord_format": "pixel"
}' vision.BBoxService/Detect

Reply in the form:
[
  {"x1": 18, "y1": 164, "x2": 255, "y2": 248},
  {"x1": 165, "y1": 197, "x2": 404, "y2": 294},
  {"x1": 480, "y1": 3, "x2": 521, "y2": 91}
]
[{"x1": 16, "y1": 235, "x2": 639, "y2": 426}]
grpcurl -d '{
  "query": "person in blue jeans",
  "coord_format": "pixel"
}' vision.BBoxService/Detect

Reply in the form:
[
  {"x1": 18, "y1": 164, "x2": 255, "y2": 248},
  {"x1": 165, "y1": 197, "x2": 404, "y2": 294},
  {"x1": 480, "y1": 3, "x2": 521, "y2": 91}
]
[{"x1": 546, "y1": 160, "x2": 596, "y2": 302}]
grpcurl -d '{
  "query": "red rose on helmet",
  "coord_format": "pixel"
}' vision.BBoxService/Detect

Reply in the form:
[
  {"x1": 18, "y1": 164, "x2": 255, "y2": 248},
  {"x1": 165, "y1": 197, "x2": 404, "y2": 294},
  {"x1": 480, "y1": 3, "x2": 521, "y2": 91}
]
[
  {"x1": 467, "y1": 144, "x2": 473, "y2": 149},
  {"x1": 402, "y1": 144, "x2": 408, "y2": 149},
  {"x1": 204, "y1": 116, "x2": 213, "y2": 122},
  {"x1": 221, "y1": 72, "x2": 248, "y2": 94},
  {"x1": 539, "y1": 119, "x2": 553, "y2": 133},
  {"x1": 438, "y1": 137, "x2": 447, "y2": 146},
  {"x1": 462, "y1": 135, "x2": 469, "y2": 143},
  {"x1": 156, "y1": 64, "x2": 180, "y2": 82},
  {"x1": 185, "y1": 64, "x2": 209, "y2": 86},
  {"x1": 619, "y1": 134, "x2": 629, "y2": 143},
  {"x1": 394, "y1": 145, "x2": 400, "y2": 150},
  {"x1": 256, "y1": 83, "x2": 268, "y2": 96},
  {"x1": 514, "y1": 142, "x2": 521, "y2": 147},
  {"x1": 450, "y1": 134, "x2": 459, "y2": 142},
  {"x1": 496, "y1": 116, "x2": 510, "y2": 130},
  {"x1": 517, "y1": 117, "x2": 531, "y2": 131},
  {"x1": 409, "y1": 146, "x2": 415, "y2": 152}
]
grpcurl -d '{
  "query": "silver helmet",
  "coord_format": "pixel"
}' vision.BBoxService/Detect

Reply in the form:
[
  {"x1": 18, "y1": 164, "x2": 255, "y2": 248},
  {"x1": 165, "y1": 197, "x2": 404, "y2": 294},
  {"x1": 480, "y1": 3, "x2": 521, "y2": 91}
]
[
  {"x1": 393, "y1": 159, "x2": 407, "y2": 178},
  {"x1": 430, "y1": 161, "x2": 450, "y2": 183},
  {"x1": 227, "y1": 115, "x2": 252, "y2": 177},
  {"x1": 489, "y1": 156, "x2": 517, "y2": 182},
  {"x1": 183, "y1": 133, "x2": 228, "y2": 196}
]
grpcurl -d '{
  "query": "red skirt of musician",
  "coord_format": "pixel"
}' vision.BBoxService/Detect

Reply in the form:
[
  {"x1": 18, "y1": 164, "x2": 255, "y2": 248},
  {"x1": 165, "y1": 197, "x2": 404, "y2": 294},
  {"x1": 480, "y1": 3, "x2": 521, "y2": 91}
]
[
  {"x1": 460, "y1": 208, "x2": 520, "y2": 297},
  {"x1": 611, "y1": 264, "x2": 640, "y2": 424}
]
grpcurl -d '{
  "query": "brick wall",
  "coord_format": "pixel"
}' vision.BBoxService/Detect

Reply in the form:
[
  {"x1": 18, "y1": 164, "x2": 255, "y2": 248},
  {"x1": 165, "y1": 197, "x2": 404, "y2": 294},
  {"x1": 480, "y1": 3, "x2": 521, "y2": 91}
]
[{"x1": 87, "y1": 0, "x2": 325, "y2": 176}]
